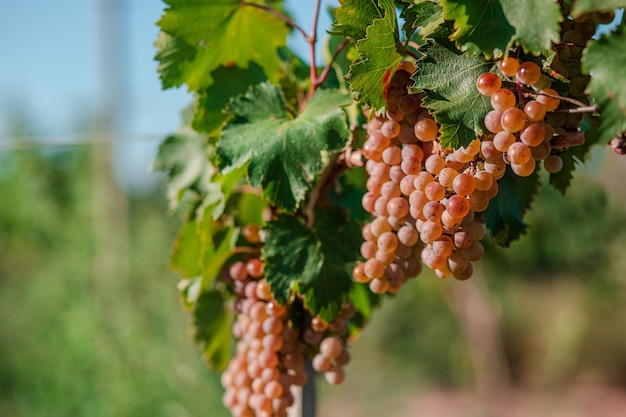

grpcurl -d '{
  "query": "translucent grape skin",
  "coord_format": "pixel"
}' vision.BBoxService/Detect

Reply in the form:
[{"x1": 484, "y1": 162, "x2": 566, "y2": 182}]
[
  {"x1": 498, "y1": 57, "x2": 520, "y2": 77},
  {"x1": 490, "y1": 89, "x2": 517, "y2": 111},
  {"x1": 476, "y1": 72, "x2": 502, "y2": 96},
  {"x1": 516, "y1": 61, "x2": 541, "y2": 85}
]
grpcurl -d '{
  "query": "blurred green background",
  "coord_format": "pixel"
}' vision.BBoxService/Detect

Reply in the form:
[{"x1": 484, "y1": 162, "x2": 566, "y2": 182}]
[
  {"x1": 2, "y1": 1, "x2": 626, "y2": 416},
  {"x1": 2, "y1": 114, "x2": 626, "y2": 417}
]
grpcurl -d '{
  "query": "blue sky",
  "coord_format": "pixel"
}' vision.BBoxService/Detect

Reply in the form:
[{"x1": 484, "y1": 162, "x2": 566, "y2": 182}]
[
  {"x1": 0, "y1": 0, "x2": 338, "y2": 191},
  {"x1": 0, "y1": 0, "x2": 337, "y2": 139}
]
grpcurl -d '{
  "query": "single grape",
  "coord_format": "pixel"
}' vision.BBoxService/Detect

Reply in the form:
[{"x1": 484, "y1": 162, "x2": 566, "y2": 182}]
[
  {"x1": 447, "y1": 195, "x2": 471, "y2": 219},
  {"x1": 469, "y1": 190, "x2": 489, "y2": 212},
  {"x1": 490, "y1": 89, "x2": 517, "y2": 111},
  {"x1": 498, "y1": 57, "x2": 520, "y2": 77},
  {"x1": 381, "y1": 120, "x2": 401, "y2": 138},
  {"x1": 493, "y1": 131, "x2": 516, "y2": 152},
  {"x1": 523, "y1": 100, "x2": 546, "y2": 122},
  {"x1": 507, "y1": 142, "x2": 532, "y2": 165},
  {"x1": 473, "y1": 170, "x2": 493, "y2": 191},
  {"x1": 414, "y1": 118, "x2": 439, "y2": 142},
  {"x1": 438, "y1": 167, "x2": 459, "y2": 188},
  {"x1": 520, "y1": 122, "x2": 545, "y2": 147},
  {"x1": 516, "y1": 61, "x2": 541, "y2": 85},
  {"x1": 452, "y1": 173, "x2": 476, "y2": 196},
  {"x1": 501, "y1": 107, "x2": 527, "y2": 133},
  {"x1": 476, "y1": 72, "x2": 502, "y2": 96},
  {"x1": 544, "y1": 154, "x2": 563, "y2": 173},
  {"x1": 424, "y1": 182, "x2": 446, "y2": 201},
  {"x1": 481, "y1": 138, "x2": 503, "y2": 160},
  {"x1": 425, "y1": 154, "x2": 446, "y2": 175},
  {"x1": 364, "y1": 258, "x2": 385, "y2": 279},
  {"x1": 484, "y1": 110, "x2": 504, "y2": 133}
]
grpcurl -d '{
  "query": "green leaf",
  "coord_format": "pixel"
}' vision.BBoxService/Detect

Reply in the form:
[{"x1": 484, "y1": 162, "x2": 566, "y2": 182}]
[
  {"x1": 499, "y1": 0, "x2": 561, "y2": 54},
  {"x1": 346, "y1": 0, "x2": 403, "y2": 111},
  {"x1": 192, "y1": 63, "x2": 267, "y2": 135},
  {"x1": 582, "y1": 27, "x2": 626, "y2": 145},
  {"x1": 572, "y1": 0, "x2": 626, "y2": 15},
  {"x1": 331, "y1": 0, "x2": 384, "y2": 40},
  {"x1": 400, "y1": 1, "x2": 444, "y2": 39},
  {"x1": 236, "y1": 192, "x2": 268, "y2": 226},
  {"x1": 411, "y1": 41, "x2": 492, "y2": 149},
  {"x1": 262, "y1": 209, "x2": 361, "y2": 322},
  {"x1": 156, "y1": 0, "x2": 288, "y2": 91},
  {"x1": 348, "y1": 282, "x2": 381, "y2": 329},
  {"x1": 153, "y1": 128, "x2": 210, "y2": 207},
  {"x1": 204, "y1": 164, "x2": 248, "y2": 220},
  {"x1": 171, "y1": 220, "x2": 202, "y2": 278},
  {"x1": 193, "y1": 290, "x2": 232, "y2": 371},
  {"x1": 483, "y1": 169, "x2": 540, "y2": 247},
  {"x1": 154, "y1": 32, "x2": 196, "y2": 89},
  {"x1": 197, "y1": 207, "x2": 236, "y2": 290},
  {"x1": 218, "y1": 83, "x2": 351, "y2": 212},
  {"x1": 441, "y1": 0, "x2": 514, "y2": 56}
]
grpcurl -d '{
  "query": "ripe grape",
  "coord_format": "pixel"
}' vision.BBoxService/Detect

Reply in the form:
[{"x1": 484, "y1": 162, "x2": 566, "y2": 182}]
[
  {"x1": 544, "y1": 154, "x2": 563, "y2": 173},
  {"x1": 501, "y1": 107, "x2": 527, "y2": 133},
  {"x1": 507, "y1": 142, "x2": 532, "y2": 165},
  {"x1": 476, "y1": 72, "x2": 502, "y2": 96},
  {"x1": 516, "y1": 61, "x2": 541, "y2": 85},
  {"x1": 498, "y1": 57, "x2": 520, "y2": 77},
  {"x1": 490, "y1": 89, "x2": 517, "y2": 111}
]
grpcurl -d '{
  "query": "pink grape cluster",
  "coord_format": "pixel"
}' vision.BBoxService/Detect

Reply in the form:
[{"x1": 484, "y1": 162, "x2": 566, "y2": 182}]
[
  {"x1": 353, "y1": 66, "x2": 491, "y2": 289},
  {"x1": 222, "y1": 258, "x2": 301, "y2": 417},
  {"x1": 221, "y1": 226, "x2": 353, "y2": 417},
  {"x1": 478, "y1": 58, "x2": 566, "y2": 176}
]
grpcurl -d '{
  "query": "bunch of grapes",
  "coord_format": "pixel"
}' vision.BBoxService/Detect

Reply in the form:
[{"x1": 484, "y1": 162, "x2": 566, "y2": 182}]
[
  {"x1": 477, "y1": 59, "x2": 565, "y2": 176},
  {"x1": 355, "y1": 26, "x2": 594, "y2": 287},
  {"x1": 221, "y1": 224, "x2": 353, "y2": 417},
  {"x1": 353, "y1": 65, "x2": 490, "y2": 287}
]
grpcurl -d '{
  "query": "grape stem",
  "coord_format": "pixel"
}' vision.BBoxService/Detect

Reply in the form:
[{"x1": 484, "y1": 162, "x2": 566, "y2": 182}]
[
  {"x1": 313, "y1": 38, "x2": 351, "y2": 90},
  {"x1": 304, "y1": 154, "x2": 347, "y2": 228},
  {"x1": 524, "y1": 89, "x2": 598, "y2": 111}
]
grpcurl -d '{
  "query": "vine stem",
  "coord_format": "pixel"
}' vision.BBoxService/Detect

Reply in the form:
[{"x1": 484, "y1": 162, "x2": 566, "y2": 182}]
[
  {"x1": 306, "y1": 0, "x2": 323, "y2": 101},
  {"x1": 313, "y1": 38, "x2": 350, "y2": 89},
  {"x1": 523, "y1": 88, "x2": 598, "y2": 111}
]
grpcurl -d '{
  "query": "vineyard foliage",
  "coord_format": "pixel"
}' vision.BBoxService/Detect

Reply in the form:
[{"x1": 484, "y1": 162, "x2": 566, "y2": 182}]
[{"x1": 153, "y1": 0, "x2": 626, "y2": 414}]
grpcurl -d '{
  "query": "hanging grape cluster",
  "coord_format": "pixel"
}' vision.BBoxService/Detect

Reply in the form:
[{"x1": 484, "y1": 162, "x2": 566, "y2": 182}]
[
  {"x1": 220, "y1": 223, "x2": 353, "y2": 417},
  {"x1": 353, "y1": 7, "x2": 600, "y2": 286}
]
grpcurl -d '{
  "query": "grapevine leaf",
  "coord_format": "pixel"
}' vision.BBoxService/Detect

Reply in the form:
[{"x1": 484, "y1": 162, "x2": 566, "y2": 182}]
[
  {"x1": 192, "y1": 63, "x2": 267, "y2": 135},
  {"x1": 483, "y1": 169, "x2": 540, "y2": 247},
  {"x1": 582, "y1": 27, "x2": 626, "y2": 145},
  {"x1": 411, "y1": 41, "x2": 492, "y2": 149},
  {"x1": 400, "y1": 1, "x2": 444, "y2": 39},
  {"x1": 193, "y1": 290, "x2": 232, "y2": 371},
  {"x1": 153, "y1": 129, "x2": 210, "y2": 206},
  {"x1": 572, "y1": 0, "x2": 626, "y2": 15},
  {"x1": 197, "y1": 208, "x2": 236, "y2": 290},
  {"x1": 331, "y1": 0, "x2": 384, "y2": 40},
  {"x1": 263, "y1": 209, "x2": 361, "y2": 322},
  {"x1": 205, "y1": 164, "x2": 248, "y2": 220},
  {"x1": 171, "y1": 220, "x2": 202, "y2": 278},
  {"x1": 346, "y1": 0, "x2": 403, "y2": 111},
  {"x1": 440, "y1": 0, "x2": 514, "y2": 56},
  {"x1": 218, "y1": 83, "x2": 351, "y2": 212},
  {"x1": 156, "y1": 0, "x2": 288, "y2": 91},
  {"x1": 499, "y1": 0, "x2": 561, "y2": 54},
  {"x1": 154, "y1": 32, "x2": 196, "y2": 89}
]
